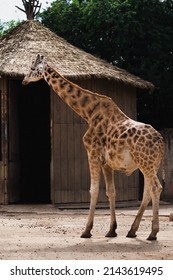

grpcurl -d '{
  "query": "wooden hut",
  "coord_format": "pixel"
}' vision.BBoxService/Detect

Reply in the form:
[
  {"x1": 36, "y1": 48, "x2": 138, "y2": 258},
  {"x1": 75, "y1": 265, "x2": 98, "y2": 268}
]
[{"x1": 0, "y1": 20, "x2": 154, "y2": 205}]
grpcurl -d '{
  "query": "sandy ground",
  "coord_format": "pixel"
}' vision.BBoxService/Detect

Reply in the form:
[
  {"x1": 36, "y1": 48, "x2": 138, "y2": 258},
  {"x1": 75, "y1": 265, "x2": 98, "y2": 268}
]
[{"x1": 0, "y1": 204, "x2": 173, "y2": 260}]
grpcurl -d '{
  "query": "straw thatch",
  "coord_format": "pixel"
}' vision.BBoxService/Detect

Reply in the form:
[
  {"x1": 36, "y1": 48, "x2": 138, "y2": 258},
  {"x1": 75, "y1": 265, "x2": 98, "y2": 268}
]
[{"x1": 0, "y1": 20, "x2": 154, "y2": 90}]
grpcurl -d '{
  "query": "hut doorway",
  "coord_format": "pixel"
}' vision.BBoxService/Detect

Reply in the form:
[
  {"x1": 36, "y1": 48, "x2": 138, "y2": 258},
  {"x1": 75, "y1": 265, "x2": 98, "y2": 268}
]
[{"x1": 8, "y1": 79, "x2": 51, "y2": 203}]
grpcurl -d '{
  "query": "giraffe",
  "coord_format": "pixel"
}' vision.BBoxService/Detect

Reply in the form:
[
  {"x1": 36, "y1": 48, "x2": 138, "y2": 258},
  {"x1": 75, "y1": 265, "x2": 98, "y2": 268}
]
[{"x1": 23, "y1": 54, "x2": 165, "y2": 240}]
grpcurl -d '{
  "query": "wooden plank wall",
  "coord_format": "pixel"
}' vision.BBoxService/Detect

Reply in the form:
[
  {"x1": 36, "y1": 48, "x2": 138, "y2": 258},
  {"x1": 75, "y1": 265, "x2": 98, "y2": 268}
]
[
  {"x1": 161, "y1": 129, "x2": 173, "y2": 200},
  {"x1": 0, "y1": 79, "x2": 3, "y2": 203},
  {"x1": 51, "y1": 91, "x2": 90, "y2": 204},
  {"x1": 51, "y1": 78, "x2": 139, "y2": 204}
]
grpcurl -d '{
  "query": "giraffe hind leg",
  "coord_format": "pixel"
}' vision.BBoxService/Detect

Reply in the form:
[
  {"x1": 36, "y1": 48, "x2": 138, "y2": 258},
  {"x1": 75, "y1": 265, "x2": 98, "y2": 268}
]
[
  {"x1": 127, "y1": 174, "x2": 162, "y2": 240},
  {"x1": 147, "y1": 176, "x2": 162, "y2": 240},
  {"x1": 126, "y1": 176, "x2": 151, "y2": 238}
]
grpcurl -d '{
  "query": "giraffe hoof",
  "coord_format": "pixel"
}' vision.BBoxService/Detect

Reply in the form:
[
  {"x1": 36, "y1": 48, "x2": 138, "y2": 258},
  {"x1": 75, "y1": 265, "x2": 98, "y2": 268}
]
[
  {"x1": 105, "y1": 231, "x2": 117, "y2": 238},
  {"x1": 126, "y1": 231, "x2": 137, "y2": 238},
  {"x1": 80, "y1": 232, "x2": 92, "y2": 238},
  {"x1": 147, "y1": 235, "x2": 157, "y2": 241}
]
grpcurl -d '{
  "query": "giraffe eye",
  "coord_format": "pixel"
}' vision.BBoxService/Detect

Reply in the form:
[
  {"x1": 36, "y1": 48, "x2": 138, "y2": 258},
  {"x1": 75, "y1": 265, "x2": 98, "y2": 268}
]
[{"x1": 39, "y1": 65, "x2": 43, "y2": 71}]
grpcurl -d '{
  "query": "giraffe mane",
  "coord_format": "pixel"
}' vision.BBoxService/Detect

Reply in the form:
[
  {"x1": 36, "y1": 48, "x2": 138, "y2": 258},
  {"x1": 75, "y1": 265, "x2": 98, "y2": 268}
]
[{"x1": 47, "y1": 64, "x2": 112, "y2": 101}]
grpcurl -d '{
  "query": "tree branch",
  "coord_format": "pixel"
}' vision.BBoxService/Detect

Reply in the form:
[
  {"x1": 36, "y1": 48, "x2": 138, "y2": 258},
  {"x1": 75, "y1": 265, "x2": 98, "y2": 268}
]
[{"x1": 15, "y1": 0, "x2": 42, "y2": 20}]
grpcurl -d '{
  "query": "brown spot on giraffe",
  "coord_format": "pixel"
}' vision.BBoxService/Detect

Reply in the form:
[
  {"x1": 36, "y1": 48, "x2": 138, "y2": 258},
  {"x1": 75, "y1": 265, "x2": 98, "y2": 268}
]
[{"x1": 23, "y1": 54, "x2": 165, "y2": 241}]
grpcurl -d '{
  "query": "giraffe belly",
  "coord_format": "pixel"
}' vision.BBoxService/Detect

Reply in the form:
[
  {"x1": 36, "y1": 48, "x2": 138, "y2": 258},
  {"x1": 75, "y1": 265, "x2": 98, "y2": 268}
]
[{"x1": 107, "y1": 148, "x2": 137, "y2": 175}]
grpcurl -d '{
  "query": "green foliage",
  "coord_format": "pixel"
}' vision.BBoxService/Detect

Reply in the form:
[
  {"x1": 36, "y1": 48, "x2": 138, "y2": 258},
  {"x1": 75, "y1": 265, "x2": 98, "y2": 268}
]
[
  {"x1": 0, "y1": 20, "x2": 20, "y2": 37},
  {"x1": 40, "y1": 0, "x2": 173, "y2": 129}
]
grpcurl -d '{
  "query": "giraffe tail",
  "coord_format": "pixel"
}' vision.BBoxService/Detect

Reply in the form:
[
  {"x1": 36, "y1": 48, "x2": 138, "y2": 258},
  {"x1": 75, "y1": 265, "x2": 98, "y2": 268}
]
[{"x1": 161, "y1": 155, "x2": 166, "y2": 189}]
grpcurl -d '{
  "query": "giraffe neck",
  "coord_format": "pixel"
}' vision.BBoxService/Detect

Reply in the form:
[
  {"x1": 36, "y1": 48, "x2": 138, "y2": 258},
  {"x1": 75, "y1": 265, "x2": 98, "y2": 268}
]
[{"x1": 43, "y1": 65, "x2": 127, "y2": 124}]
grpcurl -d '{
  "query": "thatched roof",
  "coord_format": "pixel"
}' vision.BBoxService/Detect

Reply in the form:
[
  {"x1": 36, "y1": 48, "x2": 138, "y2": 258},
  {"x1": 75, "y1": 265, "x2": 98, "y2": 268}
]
[{"x1": 0, "y1": 20, "x2": 154, "y2": 90}]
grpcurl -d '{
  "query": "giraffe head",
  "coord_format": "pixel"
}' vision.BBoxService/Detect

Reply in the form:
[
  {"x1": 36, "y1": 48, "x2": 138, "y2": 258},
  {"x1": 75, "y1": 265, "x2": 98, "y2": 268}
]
[{"x1": 22, "y1": 54, "x2": 46, "y2": 85}]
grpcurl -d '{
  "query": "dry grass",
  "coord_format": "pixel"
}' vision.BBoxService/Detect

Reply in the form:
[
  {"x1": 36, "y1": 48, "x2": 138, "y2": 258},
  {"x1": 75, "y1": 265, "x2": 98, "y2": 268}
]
[{"x1": 0, "y1": 20, "x2": 154, "y2": 90}]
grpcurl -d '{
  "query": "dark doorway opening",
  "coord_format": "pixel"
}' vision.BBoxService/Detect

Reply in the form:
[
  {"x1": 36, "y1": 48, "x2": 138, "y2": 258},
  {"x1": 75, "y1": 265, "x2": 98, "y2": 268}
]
[{"x1": 9, "y1": 80, "x2": 51, "y2": 203}]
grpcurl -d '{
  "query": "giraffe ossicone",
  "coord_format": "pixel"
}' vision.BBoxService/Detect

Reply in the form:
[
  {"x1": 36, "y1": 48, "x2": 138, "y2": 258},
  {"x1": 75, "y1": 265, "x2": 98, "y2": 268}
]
[{"x1": 23, "y1": 54, "x2": 165, "y2": 240}]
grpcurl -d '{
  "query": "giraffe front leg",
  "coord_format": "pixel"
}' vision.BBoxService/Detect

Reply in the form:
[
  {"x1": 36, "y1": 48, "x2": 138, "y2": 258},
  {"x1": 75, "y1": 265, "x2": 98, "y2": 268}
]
[
  {"x1": 80, "y1": 182, "x2": 99, "y2": 238},
  {"x1": 102, "y1": 164, "x2": 117, "y2": 237},
  {"x1": 81, "y1": 157, "x2": 101, "y2": 238}
]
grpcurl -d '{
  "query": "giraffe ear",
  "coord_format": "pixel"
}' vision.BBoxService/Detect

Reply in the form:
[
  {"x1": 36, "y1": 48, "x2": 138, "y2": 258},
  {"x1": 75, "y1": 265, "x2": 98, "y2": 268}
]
[
  {"x1": 41, "y1": 55, "x2": 46, "y2": 66},
  {"x1": 35, "y1": 54, "x2": 41, "y2": 64}
]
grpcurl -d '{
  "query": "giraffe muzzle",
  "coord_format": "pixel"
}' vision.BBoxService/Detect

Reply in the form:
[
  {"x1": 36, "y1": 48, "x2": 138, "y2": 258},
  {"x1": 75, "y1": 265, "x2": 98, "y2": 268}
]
[{"x1": 22, "y1": 78, "x2": 29, "y2": 85}]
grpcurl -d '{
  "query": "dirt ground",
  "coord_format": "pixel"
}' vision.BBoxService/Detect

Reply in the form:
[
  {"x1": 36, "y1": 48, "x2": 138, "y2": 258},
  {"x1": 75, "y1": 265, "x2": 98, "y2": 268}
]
[{"x1": 0, "y1": 204, "x2": 173, "y2": 260}]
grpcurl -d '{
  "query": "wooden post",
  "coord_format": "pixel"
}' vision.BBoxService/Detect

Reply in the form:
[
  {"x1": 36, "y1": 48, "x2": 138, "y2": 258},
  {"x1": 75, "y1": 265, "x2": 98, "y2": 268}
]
[
  {"x1": 170, "y1": 212, "x2": 173, "y2": 221},
  {"x1": 0, "y1": 78, "x2": 9, "y2": 204}
]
